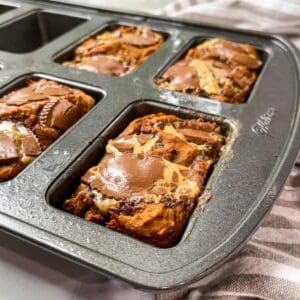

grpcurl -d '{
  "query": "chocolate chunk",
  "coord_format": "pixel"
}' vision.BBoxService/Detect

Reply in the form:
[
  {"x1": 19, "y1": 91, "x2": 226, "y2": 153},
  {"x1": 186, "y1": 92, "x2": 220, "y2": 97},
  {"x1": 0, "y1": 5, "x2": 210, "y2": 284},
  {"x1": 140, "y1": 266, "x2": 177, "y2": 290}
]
[
  {"x1": 111, "y1": 141, "x2": 134, "y2": 152},
  {"x1": 4, "y1": 84, "x2": 71, "y2": 106},
  {"x1": 208, "y1": 39, "x2": 262, "y2": 69},
  {"x1": 39, "y1": 99, "x2": 83, "y2": 131},
  {"x1": 136, "y1": 133, "x2": 153, "y2": 144},
  {"x1": 41, "y1": 86, "x2": 71, "y2": 97},
  {"x1": 177, "y1": 128, "x2": 224, "y2": 147},
  {"x1": 21, "y1": 134, "x2": 41, "y2": 156},
  {"x1": 92, "y1": 153, "x2": 165, "y2": 199},
  {"x1": 5, "y1": 87, "x2": 47, "y2": 106},
  {"x1": 122, "y1": 32, "x2": 160, "y2": 47},
  {"x1": 0, "y1": 133, "x2": 18, "y2": 165},
  {"x1": 17, "y1": 124, "x2": 41, "y2": 157},
  {"x1": 162, "y1": 62, "x2": 199, "y2": 91},
  {"x1": 76, "y1": 56, "x2": 126, "y2": 76},
  {"x1": 51, "y1": 100, "x2": 83, "y2": 131}
]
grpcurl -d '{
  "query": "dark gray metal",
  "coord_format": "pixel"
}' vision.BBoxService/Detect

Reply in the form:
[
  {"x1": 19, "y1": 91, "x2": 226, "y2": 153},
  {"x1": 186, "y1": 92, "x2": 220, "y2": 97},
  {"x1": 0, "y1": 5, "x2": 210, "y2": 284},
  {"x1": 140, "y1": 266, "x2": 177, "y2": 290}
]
[{"x1": 0, "y1": 0, "x2": 299, "y2": 292}]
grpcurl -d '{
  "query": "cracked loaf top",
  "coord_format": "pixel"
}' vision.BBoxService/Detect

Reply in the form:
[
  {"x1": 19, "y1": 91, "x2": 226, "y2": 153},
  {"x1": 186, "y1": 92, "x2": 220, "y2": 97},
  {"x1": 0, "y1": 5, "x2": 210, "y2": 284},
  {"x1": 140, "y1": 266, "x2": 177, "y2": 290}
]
[
  {"x1": 63, "y1": 113, "x2": 226, "y2": 247},
  {"x1": 0, "y1": 79, "x2": 95, "y2": 181},
  {"x1": 63, "y1": 26, "x2": 164, "y2": 76},
  {"x1": 157, "y1": 38, "x2": 262, "y2": 104}
]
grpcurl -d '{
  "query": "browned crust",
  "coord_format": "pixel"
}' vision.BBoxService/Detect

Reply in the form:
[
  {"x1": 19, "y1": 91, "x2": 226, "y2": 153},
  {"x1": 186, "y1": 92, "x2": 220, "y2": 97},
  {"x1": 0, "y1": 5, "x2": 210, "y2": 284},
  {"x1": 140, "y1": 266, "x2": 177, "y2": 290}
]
[
  {"x1": 0, "y1": 79, "x2": 96, "y2": 181},
  {"x1": 63, "y1": 113, "x2": 226, "y2": 247},
  {"x1": 63, "y1": 26, "x2": 164, "y2": 76},
  {"x1": 156, "y1": 38, "x2": 262, "y2": 104}
]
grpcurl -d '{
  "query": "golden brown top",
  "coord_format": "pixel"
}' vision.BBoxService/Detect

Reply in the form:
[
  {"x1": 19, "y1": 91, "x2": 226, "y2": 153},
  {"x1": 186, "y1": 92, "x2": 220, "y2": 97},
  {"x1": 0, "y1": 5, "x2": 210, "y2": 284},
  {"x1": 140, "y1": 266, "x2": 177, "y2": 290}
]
[
  {"x1": 0, "y1": 79, "x2": 95, "y2": 131},
  {"x1": 64, "y1": 26, "x2": 164, "y2": 76},
  {"x1": 0, "y1": 79, "x2": 95, "y2": 181},
  {"x1": 77, "y1": 113, "x2": 225, "y2": 213},
  {"x1": 63, "y1": 112, "x2": 226, "y2": 247},
  {"x1": 157, "y1": 38, "x2": 262, "y2": 104}
]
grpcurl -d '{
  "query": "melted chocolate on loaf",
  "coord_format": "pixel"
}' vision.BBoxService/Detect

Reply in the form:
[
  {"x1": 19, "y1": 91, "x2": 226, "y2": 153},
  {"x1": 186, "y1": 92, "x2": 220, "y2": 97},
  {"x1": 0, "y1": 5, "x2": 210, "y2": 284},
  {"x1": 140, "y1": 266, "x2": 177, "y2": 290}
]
[
  {"x1": 157, "y1": 38, "x2": 262, "y2": 104},
  {"x1": 63, "y1": 26, "x2": 164, "y2": 76},
  {"x1": 0, "y1": 79, "x2": 95, "y2": 181},
  {"x1": 63, "y1": 113, "x2": 226, "y2": 247}
]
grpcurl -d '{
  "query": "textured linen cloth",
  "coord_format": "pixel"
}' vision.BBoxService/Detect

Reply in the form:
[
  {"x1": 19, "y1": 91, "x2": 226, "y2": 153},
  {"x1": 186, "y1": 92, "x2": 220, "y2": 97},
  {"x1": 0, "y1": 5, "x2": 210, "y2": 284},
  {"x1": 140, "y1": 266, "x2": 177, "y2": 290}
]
[
  {"x1": 156, "y1": 169, "x2": 300, "y2": 300},
  {"x1": 1, "y1": 1, "x2": 299, "y2": 300},
  {"x1": 159, "y1": 0, "x2": 300, "y2": 49}
]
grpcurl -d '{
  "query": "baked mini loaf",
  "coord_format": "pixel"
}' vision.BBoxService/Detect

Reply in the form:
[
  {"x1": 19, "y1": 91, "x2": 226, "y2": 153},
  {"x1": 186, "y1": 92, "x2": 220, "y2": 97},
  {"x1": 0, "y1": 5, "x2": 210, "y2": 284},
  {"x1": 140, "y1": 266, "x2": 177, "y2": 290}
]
[
  {"x1": 63, "y1": 26, "x2": 164, "y2": 76},
  {"x1": 157, "y1": 38, "x2": 262, "y2": 103},
  {"x1": 63, "y1": 113, "x2": 226, "y2": 247},
  {"x1": 0, "y1": 79, "x2": 95, "y2": 181}
]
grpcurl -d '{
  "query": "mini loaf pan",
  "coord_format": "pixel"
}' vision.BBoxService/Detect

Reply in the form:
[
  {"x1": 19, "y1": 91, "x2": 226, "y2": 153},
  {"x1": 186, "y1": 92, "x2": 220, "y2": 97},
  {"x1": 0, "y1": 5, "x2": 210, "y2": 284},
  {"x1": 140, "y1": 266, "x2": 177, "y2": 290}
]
[{"x1": 0, "y1": 0, "x2": 299, "y2": 291}]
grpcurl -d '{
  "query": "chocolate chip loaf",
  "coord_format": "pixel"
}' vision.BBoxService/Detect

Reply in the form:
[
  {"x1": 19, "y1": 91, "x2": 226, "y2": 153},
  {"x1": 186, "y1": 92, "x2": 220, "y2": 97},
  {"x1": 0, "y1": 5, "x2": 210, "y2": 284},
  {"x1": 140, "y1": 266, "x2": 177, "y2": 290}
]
[
  {"x1": 63, "y1": 26, "x2": 164, "y2": 76},
  {"x1": 0, "y1": 79, "x2": 95, "y2": 181},
  {"x1": 157, "y1": 38, "x2": 262, "y2": 103},
  {"x1": 63, "y1": 113, "x2": 226, "y2": 247}
]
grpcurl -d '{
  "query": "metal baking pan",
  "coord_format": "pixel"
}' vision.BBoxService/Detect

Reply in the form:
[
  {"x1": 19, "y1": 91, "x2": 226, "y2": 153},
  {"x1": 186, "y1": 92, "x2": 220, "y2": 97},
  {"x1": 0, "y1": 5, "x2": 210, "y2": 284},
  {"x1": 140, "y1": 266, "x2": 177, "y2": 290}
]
[{"x1": 0, "y1": 0, "x2": 299, "y2": 291}]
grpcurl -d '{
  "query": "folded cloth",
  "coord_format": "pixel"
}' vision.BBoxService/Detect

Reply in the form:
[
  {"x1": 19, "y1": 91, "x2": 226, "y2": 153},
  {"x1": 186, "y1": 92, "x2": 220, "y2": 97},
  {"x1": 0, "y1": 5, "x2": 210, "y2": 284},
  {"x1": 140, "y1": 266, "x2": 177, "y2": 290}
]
[
  {"x1": 156, "y1": 167, "x2": 300, "y2": 300},
  {"x1": 159, "y1": 0, "x2": 300, "y2": 49}
]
